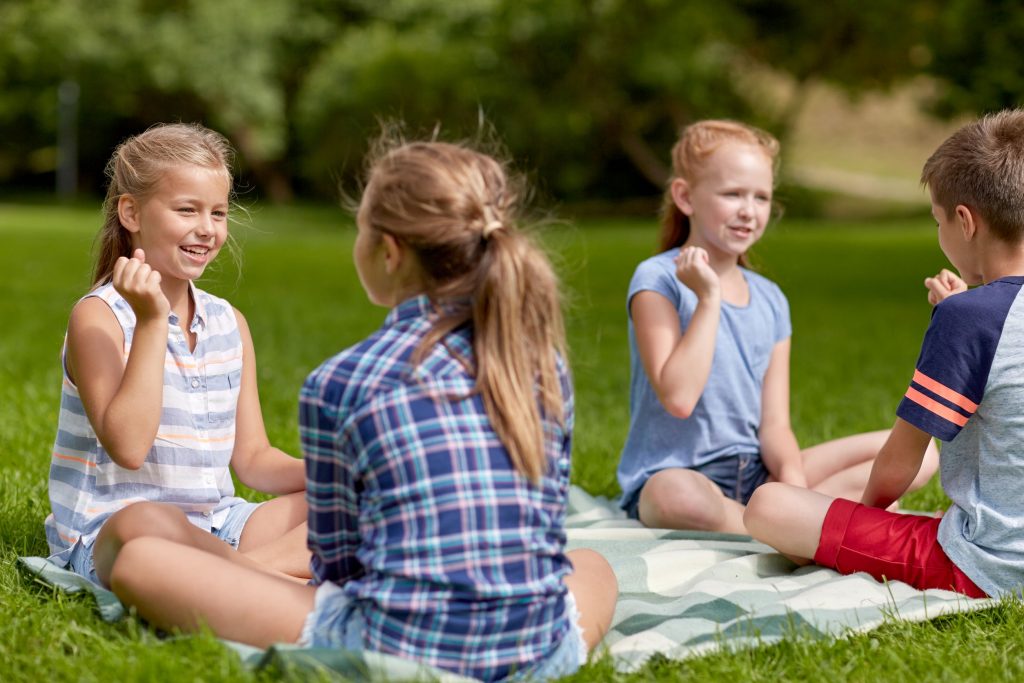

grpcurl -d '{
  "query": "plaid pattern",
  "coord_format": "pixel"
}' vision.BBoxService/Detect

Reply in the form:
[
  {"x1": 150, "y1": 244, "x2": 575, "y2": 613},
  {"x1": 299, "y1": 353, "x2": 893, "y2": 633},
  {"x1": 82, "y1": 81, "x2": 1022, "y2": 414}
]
[{"x1": 300, "y1": 295, "x2": 575, "y2": 682}]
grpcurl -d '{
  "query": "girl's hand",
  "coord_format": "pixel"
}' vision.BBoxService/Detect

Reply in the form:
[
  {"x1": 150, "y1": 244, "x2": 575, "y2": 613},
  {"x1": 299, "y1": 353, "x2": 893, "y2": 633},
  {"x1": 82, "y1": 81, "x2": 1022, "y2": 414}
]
[
  {"x1": 674, "y1": 246, "x2": 720, "y2": 300},
  {"x1": 113, "y1": 249, "x2": 170, "y2": 321},
  {"x1": 924, "y1": 269, "x2": 967, "y2": 306}
]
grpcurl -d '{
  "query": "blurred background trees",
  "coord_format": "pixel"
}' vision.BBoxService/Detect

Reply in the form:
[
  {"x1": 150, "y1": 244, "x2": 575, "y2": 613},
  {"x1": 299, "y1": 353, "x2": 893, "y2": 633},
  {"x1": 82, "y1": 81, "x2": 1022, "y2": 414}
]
[{"x1": 0, "y1": 0, "x2": 1014, "y2": 205}]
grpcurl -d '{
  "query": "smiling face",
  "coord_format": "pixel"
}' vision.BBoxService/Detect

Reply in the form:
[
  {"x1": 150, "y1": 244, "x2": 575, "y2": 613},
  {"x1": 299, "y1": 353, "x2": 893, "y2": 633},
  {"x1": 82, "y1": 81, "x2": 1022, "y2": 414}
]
[
  {"x1": 121, "y1": 163, "x2": 230, "y2": 283},
  {"x1": 675, "y1": 142, "x2": 774, "y2": 261}
]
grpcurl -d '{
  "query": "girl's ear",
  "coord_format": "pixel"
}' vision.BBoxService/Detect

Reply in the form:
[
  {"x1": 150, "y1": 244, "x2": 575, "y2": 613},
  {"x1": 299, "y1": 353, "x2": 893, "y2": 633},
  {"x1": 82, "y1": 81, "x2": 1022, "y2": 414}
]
[
  {"x1": 955, "y1": 204, "x2": 978, "y2": 241},
  {"x1": 380, "y1": 232, "x2": 404, "y2": 275},
  {"x1": 118, "y1": 195, "x2": 142, "y2": 233},
  {"x1": 670, "y1": 178, "x2": 694, "y2": 216}
]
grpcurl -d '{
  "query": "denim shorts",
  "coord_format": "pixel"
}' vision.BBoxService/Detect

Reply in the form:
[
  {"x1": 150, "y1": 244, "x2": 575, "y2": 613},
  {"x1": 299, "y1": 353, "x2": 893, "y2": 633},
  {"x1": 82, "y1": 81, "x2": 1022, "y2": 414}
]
[
  {"x1": 299, "y1": 584, "x2": 588, "y2": 681},
  {"x1": 67, "y1": 501, "x2": 262, "y2": 585},
  {"x1": 624, "y1": 453, "x2": 770, "y2": 519}
]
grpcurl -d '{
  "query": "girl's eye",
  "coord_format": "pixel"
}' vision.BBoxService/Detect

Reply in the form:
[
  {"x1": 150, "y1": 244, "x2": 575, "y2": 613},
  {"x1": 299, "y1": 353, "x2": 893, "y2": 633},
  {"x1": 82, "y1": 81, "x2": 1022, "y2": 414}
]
[
  {"x1": 213, "y1": 211, "x2": 228, "y2": 220},
  {"x1": 177, "y1": 207, "x2": 196, "y2": 214}
]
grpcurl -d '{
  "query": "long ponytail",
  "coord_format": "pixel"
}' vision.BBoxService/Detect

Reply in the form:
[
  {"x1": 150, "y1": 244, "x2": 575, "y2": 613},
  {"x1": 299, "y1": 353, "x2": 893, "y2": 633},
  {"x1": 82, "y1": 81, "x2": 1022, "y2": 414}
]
[{"x1": 358, "y1": 139, "x2": 566, "y2": 482}]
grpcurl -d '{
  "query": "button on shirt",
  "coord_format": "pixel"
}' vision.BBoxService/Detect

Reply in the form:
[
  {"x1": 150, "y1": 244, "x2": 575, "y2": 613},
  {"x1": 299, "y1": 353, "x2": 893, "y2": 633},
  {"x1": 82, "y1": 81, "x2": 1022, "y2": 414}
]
[
  {"x1": 301, "y1": 295, "x2": 575, "y2": 682},
  {"x1": 45, "y1": 282, "x2": 247, "y2": 565}
]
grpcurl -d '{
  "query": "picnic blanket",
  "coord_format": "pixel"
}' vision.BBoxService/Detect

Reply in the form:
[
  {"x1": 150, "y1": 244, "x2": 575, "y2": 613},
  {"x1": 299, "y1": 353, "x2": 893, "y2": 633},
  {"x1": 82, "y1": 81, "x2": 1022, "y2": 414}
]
[
  {"x1": 563, "y1": 486, "x2": 995, "y2": 670},
  {"x1": 18, "y1": 485, "x2": 997, "y2": 679}
]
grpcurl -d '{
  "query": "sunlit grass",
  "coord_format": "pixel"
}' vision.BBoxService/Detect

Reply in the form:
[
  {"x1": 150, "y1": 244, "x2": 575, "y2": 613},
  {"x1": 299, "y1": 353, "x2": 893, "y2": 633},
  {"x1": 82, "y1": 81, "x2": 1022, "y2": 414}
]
[{"x1": 2, "y1": 201, "x2": 1019, "y2": 682}]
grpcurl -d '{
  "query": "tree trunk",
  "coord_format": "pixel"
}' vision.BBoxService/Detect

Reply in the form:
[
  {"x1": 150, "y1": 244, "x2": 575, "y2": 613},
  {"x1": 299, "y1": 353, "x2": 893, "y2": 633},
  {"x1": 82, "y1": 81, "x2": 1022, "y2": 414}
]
[
  {"x1": 619, "y1": 130, "x2": 670, "y2": 189},
  {"x1": 230, "y1": 124, "x2": 294, "y2": 203}
]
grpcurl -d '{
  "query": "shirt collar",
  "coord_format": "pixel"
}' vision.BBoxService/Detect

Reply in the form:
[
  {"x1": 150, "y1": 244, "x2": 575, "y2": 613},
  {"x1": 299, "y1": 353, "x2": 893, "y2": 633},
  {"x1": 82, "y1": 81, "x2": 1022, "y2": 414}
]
[
  {"x1": 384, "y1": 294, "x2": 473, "y2": 327},
  {"x1": 384, "y1": 294, "x2": 435, "y2": 327},
  {"x1": 167, "y1": 281, "x2": 207, "y2": 332}
]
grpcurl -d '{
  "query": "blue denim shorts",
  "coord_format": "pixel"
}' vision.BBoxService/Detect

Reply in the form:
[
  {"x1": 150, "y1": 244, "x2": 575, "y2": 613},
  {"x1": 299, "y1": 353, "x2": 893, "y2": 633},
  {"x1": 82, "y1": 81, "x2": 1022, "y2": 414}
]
[
  {"x1": 67, "y1": 501, "x2": 262, "y2": 585},
  {"x1": 624, "y1": 453, "x2": 770, "y2": 519},
  {"x1": 299, "y1": 584, "x2": 588, "y2": 681}
]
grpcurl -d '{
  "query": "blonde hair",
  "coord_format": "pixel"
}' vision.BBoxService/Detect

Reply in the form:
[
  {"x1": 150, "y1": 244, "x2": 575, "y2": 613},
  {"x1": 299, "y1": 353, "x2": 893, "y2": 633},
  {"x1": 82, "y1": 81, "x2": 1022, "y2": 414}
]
[
  {"x1": 659, "y1": 120, "x2": 780, "y2": 266},
  {"x1": 922, "y1": 109, "x2": 1024, "y2": 244},
  {"x1": 358, "y1": 140, "x2": 566, "y2": 482},
  {"x1": 93, "y1": 123, "x2": 234, "y2": 287}
]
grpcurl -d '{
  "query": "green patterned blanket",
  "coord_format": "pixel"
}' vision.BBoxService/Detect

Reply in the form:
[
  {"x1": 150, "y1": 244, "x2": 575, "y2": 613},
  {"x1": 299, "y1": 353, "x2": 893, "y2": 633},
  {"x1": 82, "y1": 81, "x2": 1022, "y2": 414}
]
[
  {"x1": 564, "y1": 486, "x2": 994, "y2": 670},
  {"x1": 18, "y1": 485, "x2": 995, "y2": 679}
]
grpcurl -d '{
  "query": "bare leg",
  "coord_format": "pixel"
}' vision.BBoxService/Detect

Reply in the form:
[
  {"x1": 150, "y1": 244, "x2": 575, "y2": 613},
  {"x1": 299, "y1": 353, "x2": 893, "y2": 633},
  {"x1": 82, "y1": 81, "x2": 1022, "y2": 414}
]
[
  {"x1": 803, "y1": 430, "x2": 939, "y2": 500},
  {"x1": 637, "y1": 468, "x2": 746, "y2": 534},
  {"x1": 563, "y1": 549, "x2": 617, "y2": 652},
  {"x1": 743, "y1": 482, "x2": 835, "y2": 561},
  {"x1": 237, "y1": 492, "x2": 311, "y2": 578},
  {"x1": 94, "y1": 501, "x2": 291, "y2": 588},
  {"x1": 109, "y1": 536, "x2": 316, "y2": 647}
]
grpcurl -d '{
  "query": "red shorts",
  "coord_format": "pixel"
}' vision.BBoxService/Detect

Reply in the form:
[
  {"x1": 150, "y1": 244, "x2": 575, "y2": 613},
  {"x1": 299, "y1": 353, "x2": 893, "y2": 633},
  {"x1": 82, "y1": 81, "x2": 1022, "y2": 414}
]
[{"x1": 813, "y1": 497, "x2": 987, "y2": 599}]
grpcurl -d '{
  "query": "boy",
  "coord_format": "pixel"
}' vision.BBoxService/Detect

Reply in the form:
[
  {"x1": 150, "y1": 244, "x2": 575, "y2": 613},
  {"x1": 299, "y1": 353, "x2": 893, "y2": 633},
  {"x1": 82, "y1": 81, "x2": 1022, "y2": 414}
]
[{"x1": 743, "y1": 109, "x2": 1024, "y2": 598}]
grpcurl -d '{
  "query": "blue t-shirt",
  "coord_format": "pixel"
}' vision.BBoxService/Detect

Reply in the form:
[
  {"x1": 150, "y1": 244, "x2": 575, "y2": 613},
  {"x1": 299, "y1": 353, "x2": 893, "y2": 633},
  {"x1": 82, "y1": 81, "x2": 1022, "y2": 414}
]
[
  {"x1": 896, "y1": 276, "x2": 1024, "y2": 598},
  {"x1": 617, "y1": 250, "x2": 792, "y2": 507}
]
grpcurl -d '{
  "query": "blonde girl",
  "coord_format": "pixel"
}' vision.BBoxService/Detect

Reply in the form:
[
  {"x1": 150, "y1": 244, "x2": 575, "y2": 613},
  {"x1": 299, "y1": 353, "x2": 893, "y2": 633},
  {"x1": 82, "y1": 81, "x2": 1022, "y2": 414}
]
[
  {"x1": 102, "y1": 139, "x2": 617, "y2": 682},
  {"x1": 45, "y1": 123, "x2": 309, "y2": 586},
  {"x1": 617, "y1": 120, "x2": 938, "y2": 533}
]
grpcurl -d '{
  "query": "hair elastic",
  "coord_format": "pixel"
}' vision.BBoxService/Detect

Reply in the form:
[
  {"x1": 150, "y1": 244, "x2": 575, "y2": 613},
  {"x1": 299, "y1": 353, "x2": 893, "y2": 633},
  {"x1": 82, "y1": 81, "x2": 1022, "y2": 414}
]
[{"x1": 482, "y1": 220, "x2": 504, "y2": 239}]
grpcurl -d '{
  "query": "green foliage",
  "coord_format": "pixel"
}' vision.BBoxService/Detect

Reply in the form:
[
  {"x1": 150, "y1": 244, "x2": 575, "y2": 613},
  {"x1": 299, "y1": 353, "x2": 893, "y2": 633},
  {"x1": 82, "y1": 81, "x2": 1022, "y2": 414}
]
[
  {"x1": 924, "y1": 0, "x2": 1024, "y2": 116},
  {"x1": 0, "y1": 0, "x2": 949, "y2": 202}
]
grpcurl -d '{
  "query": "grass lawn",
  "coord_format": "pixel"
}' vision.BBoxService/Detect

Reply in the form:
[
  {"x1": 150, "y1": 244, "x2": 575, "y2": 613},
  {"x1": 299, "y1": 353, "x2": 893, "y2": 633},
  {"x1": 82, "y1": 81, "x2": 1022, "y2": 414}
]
[{"x1": 2, "y1": 201, "x2": 1024, "y2": 681}]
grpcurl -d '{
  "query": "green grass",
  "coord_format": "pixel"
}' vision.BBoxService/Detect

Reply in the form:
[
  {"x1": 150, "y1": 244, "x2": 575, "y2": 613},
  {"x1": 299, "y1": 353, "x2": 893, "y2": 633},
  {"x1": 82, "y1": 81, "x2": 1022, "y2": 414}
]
[{"x1": 2, "y1": 201, "x2": 1022, "y2": 681}]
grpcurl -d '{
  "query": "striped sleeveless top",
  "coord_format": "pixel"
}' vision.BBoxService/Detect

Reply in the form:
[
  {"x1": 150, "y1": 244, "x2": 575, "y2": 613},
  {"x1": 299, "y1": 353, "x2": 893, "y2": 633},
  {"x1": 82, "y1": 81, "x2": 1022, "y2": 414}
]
[{"x1": 45, "y1": 282, "x2": 248, "y2": 564}]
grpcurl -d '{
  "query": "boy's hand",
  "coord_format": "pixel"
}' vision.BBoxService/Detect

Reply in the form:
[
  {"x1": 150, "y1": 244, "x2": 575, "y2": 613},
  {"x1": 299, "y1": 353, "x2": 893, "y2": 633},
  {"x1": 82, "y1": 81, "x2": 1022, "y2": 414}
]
[
  {"x1": 925, "y1": 269, "x2": 967, "y2": 306},
  {"x1": 675, "y1": 246, "x2": 720, "y2": 300},
  {"x1": 113, "y1": 248, "x2": 171, "y2": 321}
]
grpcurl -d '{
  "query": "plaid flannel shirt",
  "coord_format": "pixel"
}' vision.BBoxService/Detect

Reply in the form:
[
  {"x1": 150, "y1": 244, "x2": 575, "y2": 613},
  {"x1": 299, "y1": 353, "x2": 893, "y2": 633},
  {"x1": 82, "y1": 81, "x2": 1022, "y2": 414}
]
[{"x1": 301, "y1": 295, "x2": 574, "y2": 681}]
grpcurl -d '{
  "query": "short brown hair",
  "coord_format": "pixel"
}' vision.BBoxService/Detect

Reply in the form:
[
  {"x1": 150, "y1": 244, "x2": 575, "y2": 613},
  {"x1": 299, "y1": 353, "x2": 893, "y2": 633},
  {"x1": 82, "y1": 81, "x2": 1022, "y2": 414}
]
[{"x1": 922, "y1": 109, "x2": 1024, "y2": 243}]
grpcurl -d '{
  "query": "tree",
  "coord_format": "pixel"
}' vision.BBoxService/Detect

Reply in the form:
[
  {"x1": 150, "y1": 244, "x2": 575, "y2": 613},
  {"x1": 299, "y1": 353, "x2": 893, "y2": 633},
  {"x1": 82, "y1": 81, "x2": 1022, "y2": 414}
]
[{"x1": 922, "y1": 0, "x2": 1024, "y2": 116}]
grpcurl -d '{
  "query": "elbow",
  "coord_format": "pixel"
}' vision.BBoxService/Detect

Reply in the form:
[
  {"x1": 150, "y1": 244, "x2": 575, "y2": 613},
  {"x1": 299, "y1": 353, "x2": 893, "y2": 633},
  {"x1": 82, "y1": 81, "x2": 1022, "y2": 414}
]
[
  {"x1": 109, "y1": 451, "x2": 146, "y2": 470},
  {"x1": 101, "y1": 441, "x2": 148, "y2": 470},
  {"x1": 660, "y1": 392, "x2": 696, "y2": 420}
]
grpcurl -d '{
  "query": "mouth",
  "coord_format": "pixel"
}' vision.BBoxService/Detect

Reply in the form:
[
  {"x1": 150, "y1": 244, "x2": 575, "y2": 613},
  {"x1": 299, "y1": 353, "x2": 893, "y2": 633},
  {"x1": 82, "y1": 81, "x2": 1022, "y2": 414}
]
[
  {"x1": 180, "y1": 245, "x2": 212, "y2": 263},
  {"x1": 728, "y1": 226, "x2": 755, "y2": 237}
]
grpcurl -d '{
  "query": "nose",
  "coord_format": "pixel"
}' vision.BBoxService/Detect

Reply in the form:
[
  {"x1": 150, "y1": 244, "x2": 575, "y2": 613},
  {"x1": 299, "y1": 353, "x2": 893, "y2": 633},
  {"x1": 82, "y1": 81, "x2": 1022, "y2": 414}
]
[
  {"x1": 195, "y1": 212, "x2": 214, "y2": 238},
  {"x1": 737, "y1": 197, "x2": 753, "y2": 219}
]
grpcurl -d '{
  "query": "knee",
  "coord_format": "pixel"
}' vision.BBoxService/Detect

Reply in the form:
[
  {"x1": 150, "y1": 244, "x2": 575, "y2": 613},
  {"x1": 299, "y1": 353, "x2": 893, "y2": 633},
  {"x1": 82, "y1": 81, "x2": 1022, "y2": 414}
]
[
  {"x1": 641, "y1": 475, "x2": 719, "y2": 530},
  {"x1": 568, "y1": 548, "x2": 617, "y2": 597},
  {"x1": 743, "y1": 482, "x2": 785, "y2": 537},
  {"x1": 103, "y1": 502, "x2": 188, "y2": 545}
]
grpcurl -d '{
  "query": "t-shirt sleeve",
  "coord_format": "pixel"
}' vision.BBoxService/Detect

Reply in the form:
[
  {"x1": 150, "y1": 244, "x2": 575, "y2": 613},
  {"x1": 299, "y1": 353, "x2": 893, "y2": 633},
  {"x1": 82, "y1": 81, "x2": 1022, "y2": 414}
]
[
  {"x1": 627, "y1": 256, "x2": 688, "y2": 319},
  {"x1": 896, "y1": 291, "x2": 1011, "y2": 441},
  {"x1": 773, "y1": 284, "x2": 792, "y2": 343}
]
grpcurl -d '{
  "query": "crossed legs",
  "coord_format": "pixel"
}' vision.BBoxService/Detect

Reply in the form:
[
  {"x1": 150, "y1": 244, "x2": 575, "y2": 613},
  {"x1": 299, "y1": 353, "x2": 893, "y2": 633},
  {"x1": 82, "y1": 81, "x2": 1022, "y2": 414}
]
[
  {"x1": 636, "y1": 430, "x2": 939, "y2": 534},
  {"x1": 93, "y1": 492, "x2": 310, "y2": 588}
]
